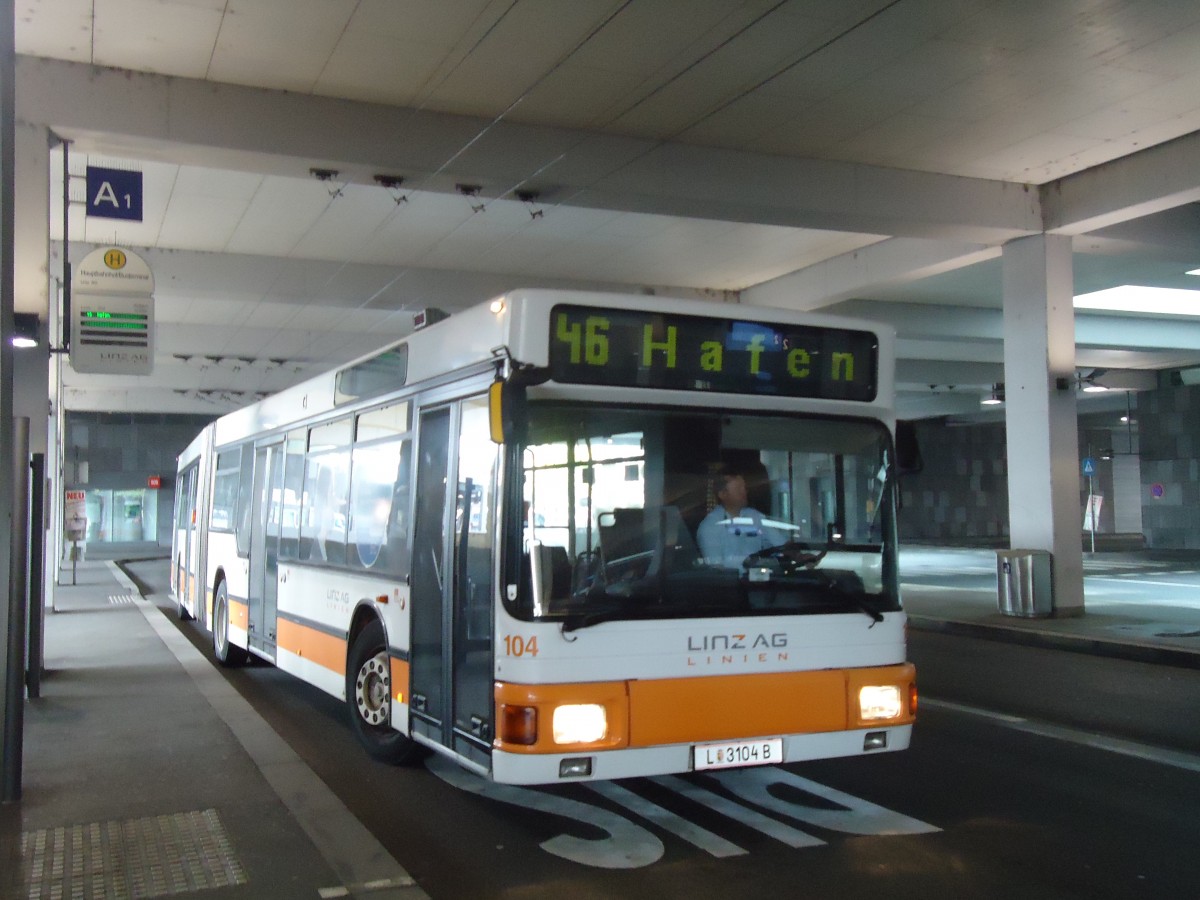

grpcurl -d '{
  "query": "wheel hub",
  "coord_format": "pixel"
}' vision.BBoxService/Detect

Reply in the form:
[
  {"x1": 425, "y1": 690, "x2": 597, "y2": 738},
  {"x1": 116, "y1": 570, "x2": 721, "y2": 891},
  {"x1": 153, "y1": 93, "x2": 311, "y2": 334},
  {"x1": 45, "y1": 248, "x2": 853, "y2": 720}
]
[{"x1": 355, "y1": 652, "x2": 390, "y2": 726}]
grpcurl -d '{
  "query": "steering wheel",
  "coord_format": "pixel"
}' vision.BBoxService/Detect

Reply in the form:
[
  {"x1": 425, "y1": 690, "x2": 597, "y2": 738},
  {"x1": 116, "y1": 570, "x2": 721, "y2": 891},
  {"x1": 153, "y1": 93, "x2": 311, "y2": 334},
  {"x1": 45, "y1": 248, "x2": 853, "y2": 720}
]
[{"x1": 743, "y1": 541, "x2": 826, "y2": 576}]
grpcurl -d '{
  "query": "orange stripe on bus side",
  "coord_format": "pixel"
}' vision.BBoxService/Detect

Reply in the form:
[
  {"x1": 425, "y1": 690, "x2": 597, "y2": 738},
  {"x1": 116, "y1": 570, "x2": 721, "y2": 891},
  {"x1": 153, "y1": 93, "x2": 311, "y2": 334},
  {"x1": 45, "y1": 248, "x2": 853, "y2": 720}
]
[
  {"x1": 390, "y1": 657, "x2": 410, "y2": 704},
  {"x1": 276, "y1": 618, "x2": 348, "y2": 677},
  {"x1": 228, "y1": 599, "x2": 249, "y2": 631}
]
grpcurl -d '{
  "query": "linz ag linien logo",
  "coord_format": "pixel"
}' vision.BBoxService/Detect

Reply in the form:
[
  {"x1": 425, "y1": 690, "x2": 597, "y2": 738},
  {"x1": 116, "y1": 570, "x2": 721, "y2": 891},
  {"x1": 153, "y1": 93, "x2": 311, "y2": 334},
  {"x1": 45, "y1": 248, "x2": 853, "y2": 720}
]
[{"x1": 687, "y1": 632, "x2": 789, "y2": 667}]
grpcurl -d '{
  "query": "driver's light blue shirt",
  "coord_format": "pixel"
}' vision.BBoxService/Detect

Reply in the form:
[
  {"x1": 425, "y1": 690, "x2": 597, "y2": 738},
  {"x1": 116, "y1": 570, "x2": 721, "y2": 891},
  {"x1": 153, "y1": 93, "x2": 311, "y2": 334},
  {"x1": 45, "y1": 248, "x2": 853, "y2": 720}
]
[{"x1": 696, "y1": 507, "x2": 785, "y2": 568}]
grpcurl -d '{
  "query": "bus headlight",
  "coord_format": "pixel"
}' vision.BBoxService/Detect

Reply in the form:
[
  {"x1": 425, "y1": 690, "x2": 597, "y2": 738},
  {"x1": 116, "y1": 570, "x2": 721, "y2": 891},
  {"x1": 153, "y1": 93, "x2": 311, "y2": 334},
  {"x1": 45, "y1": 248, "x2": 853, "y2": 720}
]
[
  {"x1": 859, "y1": 685, "x2": 903, "y2": 721},
  {"x1": 553, "y1": 704, "x2": 607, "y2": 744}
]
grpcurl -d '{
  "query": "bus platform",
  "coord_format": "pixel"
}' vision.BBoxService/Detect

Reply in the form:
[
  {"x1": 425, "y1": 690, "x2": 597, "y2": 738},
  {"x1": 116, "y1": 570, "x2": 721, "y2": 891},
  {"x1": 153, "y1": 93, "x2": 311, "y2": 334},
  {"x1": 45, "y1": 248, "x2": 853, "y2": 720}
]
[
  {"x1": 900, "y1": 547, "x2": 1200, "y2": 669},
  {"x1": 3, "y1": 558, "x2": 429, "y2": 900},
  {"x1": 5, "y1": 553, "x2": 1199, "y2": 899}
]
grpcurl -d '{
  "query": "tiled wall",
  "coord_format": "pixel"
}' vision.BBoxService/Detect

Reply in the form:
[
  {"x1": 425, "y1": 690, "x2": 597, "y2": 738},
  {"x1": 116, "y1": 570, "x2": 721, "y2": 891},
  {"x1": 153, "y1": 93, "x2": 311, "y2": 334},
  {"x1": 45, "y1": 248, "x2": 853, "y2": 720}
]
[
  {"x1": 65, "y1": 412, "x2": 216, "y2": 545},
  {"x1": 898, "y1": 420, "x2": 1009, "y2": 543},
  {"x1": 1138, "y1": 384, "x2": 1200, "y2": 549}
]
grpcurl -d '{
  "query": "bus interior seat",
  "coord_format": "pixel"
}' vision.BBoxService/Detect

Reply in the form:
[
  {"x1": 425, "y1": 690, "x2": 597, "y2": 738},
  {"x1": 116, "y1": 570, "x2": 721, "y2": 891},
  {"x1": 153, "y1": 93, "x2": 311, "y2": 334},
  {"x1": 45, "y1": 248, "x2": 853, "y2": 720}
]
[
  {"x1": 598, "y1": 508, "x2": 648, "y2": 563},
  {"x1": 646, "y1": 505, "x2": 700, "y2": 576},
  {"x1": 599, "y1": 506, "x2": 700, "y2": 578},
  {"x1": 546, "y1": 544, "x2": 571, "y2": 598}
]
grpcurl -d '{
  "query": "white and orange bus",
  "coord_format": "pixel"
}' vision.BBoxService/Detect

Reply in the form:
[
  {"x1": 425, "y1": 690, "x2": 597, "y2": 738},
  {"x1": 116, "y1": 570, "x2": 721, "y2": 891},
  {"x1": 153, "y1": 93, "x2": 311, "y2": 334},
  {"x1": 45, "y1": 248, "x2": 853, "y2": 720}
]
[{"x1": 171, "y1": 289, "x2": 918, "y2": 784}]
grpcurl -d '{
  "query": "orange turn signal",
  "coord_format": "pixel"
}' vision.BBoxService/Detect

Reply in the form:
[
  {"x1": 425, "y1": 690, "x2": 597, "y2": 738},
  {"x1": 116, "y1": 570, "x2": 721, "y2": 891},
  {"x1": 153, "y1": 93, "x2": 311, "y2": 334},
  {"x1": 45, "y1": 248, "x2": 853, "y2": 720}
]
[
  {"x1": 908, "y1": 682, "x2": 919, "y2": 716},
  {"x1": 499, "y1": 704, "x2": 538, "y2": 746}
]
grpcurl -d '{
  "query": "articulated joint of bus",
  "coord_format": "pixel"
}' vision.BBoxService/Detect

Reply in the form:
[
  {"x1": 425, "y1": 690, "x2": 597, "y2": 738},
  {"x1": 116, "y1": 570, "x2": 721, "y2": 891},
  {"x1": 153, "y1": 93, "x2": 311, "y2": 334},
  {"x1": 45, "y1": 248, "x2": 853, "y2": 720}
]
[{"x1": 493, "y1": 664, "x2": 917, "y2": 780}]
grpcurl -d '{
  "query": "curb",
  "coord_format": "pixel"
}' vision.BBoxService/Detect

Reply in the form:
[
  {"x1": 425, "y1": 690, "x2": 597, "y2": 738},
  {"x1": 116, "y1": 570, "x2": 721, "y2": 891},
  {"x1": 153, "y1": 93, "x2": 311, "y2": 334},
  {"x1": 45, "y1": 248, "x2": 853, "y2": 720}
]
[{"x1": 908, "y1": 615, "x2": 1200, "y2": 671}]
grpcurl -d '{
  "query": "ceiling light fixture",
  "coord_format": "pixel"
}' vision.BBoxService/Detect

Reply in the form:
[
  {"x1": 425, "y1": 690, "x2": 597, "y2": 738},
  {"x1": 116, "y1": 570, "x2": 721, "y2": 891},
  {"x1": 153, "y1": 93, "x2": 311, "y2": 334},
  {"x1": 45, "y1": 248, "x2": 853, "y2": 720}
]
[
  {"x1": 1079, "y1": 369, "x2": 1110, "y2": 393},
  {"x1": 374, "y1": 173, "x2": 409, "y2": 205},
  {"x1": 456, "y1": 184, "x2": 486, "y2": 213},
  {"x1": 981, "y1": 383, "x2": 1004, "y2": 406},
  {"x1": 1073, "y1": 285, "x2": 1200, "y2": 316}
]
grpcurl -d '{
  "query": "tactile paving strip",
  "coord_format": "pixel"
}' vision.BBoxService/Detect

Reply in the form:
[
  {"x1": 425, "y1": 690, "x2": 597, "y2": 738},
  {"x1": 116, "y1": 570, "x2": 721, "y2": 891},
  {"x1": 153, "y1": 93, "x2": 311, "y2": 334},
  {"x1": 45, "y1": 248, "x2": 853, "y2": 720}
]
[{"x1": 19, "y1": 808, "x2": 248, "y2": 899}]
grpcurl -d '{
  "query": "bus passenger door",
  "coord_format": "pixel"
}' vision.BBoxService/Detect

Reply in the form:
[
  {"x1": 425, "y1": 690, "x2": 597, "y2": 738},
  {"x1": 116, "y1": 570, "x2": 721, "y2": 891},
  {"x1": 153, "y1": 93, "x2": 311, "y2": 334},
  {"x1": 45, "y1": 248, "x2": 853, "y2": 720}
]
[
  {"x1": 410, "y1": 407, "x2": 451, "y2": 741},
  {"x1": 410, "y1": 395, "x2": 496, "y2": 768},
  {"x1": 248, "y1": 441, "x2": 283, "y2": 658}
]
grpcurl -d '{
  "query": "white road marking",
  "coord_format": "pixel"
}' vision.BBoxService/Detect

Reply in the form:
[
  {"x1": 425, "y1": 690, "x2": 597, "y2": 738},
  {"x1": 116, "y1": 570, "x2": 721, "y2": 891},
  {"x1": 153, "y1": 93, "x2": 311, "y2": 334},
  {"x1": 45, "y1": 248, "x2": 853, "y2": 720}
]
[
  {"x1": 426, "y1": 755, "x2": 665, "y2": 869},
  {"x1": 709, "y1": 768, "x2": 940, "y2": 835},
  {"x1": 650, "y1": 775, "x2": 825, "y2": 848},
  {"x1": 585, "y1": 780, "x2": 747, "y2": 857}
]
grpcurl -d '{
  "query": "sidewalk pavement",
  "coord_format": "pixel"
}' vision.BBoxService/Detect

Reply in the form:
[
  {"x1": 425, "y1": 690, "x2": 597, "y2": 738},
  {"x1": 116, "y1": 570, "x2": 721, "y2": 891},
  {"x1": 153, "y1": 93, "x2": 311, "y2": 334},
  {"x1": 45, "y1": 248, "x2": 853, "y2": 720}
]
[
  {"x1": 4, "y1": 556, "x2": 1198, "y2": 899},
  {"x1": 2, "y1": 559, "x2": 427, "y2": 900},
  {"x1": 902, "y1": 567, "x2": 1200, "y2": 670}
]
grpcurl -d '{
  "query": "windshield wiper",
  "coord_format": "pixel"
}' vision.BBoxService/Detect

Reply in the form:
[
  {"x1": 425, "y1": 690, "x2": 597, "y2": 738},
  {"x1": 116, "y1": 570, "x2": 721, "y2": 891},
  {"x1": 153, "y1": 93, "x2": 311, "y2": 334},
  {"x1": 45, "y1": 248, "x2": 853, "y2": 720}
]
[
  {"x1": 822, "y1": 578, "x2": 884, "y2": 625},
  {"x1": 559, "y1": 599, "x2": 635, "y2": 633}
]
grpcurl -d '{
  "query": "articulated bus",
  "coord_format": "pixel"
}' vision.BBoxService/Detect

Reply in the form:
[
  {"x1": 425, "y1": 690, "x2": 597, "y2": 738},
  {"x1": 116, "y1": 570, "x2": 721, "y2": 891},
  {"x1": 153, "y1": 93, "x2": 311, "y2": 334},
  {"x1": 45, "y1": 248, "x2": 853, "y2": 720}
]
[{"x1": 171, "y1": 289, "x2": 918, "y2": 784}]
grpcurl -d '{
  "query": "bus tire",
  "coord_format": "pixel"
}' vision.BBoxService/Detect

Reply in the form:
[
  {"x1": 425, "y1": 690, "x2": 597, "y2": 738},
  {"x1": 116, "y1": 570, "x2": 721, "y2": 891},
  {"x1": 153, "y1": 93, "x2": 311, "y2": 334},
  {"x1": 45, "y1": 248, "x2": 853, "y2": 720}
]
[
  {"x1": 346, "y1": 619, "x2": 423, "y2": 764},
  {"x1": 212, "y1": 580, "x2": 247, "y2": 667}
]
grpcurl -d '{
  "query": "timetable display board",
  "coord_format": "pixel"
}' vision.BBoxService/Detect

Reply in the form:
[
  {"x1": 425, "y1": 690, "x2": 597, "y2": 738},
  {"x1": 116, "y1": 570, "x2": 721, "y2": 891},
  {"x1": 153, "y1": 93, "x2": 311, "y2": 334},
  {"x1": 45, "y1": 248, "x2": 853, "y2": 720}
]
[
  {"x1": 70, "y1": 247, "x2": 155, "y2": 376},
  {"x1": 549, "y1": 305, "x2": 878, "y2": 401}
]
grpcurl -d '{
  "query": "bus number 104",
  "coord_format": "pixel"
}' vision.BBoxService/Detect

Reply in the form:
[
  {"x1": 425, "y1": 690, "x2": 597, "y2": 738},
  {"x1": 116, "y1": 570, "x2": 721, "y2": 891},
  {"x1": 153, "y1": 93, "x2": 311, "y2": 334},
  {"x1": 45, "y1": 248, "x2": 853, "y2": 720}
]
[{"x1": 503, "y1": 635, "x2": 539, "y2": 657}]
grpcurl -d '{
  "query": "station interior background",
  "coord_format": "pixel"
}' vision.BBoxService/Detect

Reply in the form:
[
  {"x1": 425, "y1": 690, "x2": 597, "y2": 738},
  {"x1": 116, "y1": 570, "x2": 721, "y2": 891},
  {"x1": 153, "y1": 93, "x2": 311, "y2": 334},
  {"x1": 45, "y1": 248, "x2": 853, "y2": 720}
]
[{"x1": 9, "y1": 2, "x2": 1200, "y2": 556}]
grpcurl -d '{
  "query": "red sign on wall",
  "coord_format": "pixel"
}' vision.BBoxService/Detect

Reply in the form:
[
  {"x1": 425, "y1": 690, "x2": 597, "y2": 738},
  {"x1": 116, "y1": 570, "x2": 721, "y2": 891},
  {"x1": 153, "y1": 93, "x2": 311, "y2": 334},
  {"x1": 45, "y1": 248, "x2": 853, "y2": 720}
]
[{"x1": 148, "y1": 476, "x2": 161, "y2": 489}]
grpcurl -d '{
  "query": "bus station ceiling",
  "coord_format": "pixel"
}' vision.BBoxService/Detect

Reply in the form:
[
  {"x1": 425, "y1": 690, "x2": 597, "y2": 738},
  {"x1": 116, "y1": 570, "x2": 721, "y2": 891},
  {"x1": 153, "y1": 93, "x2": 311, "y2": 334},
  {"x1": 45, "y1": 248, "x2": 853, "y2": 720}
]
[{"x1": 16, "y1": 0, "x2": 1200, "y2": 419}]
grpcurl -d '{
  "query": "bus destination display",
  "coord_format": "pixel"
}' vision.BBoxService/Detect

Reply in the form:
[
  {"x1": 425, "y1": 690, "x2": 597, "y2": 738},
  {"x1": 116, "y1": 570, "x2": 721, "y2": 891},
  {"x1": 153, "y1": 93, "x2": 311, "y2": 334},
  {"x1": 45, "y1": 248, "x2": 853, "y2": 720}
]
[{"x1": 549, "y1": 305, "x2": 877, "y2": 401}]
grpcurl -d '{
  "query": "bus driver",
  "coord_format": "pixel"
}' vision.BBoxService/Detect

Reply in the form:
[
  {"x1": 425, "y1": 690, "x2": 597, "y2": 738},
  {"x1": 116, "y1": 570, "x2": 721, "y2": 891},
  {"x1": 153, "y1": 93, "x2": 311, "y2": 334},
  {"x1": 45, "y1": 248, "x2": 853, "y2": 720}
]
[{"x1": 697, "y1": 468, "x2": 787, "y2": 568}]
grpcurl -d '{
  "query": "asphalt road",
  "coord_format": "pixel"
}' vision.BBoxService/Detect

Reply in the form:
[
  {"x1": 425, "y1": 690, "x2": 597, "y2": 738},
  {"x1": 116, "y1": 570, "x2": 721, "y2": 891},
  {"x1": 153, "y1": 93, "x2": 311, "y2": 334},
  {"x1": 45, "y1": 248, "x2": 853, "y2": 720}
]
[{"x1": 125, "y1": 558, "x2": 1200, "y2": 899}]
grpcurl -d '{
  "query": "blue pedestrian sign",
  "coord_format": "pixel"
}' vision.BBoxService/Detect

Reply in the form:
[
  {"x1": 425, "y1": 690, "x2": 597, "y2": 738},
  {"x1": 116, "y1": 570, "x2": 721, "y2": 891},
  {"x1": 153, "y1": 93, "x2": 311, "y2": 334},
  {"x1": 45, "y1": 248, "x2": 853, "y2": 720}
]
[
  {"x1": 1082, "y1": 457, "x2": 1097, "y2": 477},
  {"x1": 86, "y1": 166, "x2": 143, "y2": 221}
]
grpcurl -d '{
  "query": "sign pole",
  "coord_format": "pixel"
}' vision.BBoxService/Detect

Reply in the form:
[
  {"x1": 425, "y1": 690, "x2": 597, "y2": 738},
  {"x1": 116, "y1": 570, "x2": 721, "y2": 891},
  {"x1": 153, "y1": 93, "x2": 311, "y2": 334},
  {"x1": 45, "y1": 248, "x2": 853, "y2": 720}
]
[{"x1": 1088, "y1": 475, "x2": 1096, "y2": 555}]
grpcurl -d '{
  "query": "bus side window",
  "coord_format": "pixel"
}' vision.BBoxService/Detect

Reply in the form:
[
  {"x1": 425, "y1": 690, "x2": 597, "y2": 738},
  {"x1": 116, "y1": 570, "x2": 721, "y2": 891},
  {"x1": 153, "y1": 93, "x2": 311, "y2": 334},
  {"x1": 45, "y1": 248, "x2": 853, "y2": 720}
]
[
  {"x1": 279, "y1": 431, "x2": 305, "y2": 560},
  {"x1": 304, "y1": 458, "x2": 349, "y2": 565},
  {"x1": 211, "y1": 449, "x2": 240, "y2": 532},
  {"x1": 349, "y1": 436, "x2": 407, "y2": 572},
  {"x1": 384, "y1": 440, "x2": 412, "y2": 577},
  {"x1": 301, "y1": 418, "x2": 352, "y2": 565},
  {"x1": 234, "y1": 444, "x2": 255, "y2": 558}
]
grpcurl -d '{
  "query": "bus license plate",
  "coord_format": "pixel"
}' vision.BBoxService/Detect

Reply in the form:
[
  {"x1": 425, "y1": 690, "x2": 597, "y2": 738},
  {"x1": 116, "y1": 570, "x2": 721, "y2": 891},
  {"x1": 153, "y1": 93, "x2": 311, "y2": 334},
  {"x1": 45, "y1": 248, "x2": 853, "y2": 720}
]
[{"x1": 694, "y1": 738, "x2": 783, "y2": 771}]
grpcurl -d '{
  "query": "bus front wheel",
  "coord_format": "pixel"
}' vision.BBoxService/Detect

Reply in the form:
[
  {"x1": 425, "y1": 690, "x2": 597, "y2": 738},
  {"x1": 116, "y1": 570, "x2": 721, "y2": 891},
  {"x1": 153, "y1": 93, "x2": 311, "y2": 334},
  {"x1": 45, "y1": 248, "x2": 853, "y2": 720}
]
[
  {"x1": 346, "y1": 619, "x2": 423, "y2": 765},
  {"x1": 212, "y1": 581, "x2": 247, "y2": 667}
]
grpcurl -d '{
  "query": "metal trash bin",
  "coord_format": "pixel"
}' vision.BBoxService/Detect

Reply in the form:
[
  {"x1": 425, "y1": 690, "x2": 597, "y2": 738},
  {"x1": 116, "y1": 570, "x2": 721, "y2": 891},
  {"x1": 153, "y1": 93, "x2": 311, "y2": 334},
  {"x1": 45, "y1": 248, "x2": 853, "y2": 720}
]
[{"x1": 996, "y1": 549, "x2": 1052, "y2": 617}]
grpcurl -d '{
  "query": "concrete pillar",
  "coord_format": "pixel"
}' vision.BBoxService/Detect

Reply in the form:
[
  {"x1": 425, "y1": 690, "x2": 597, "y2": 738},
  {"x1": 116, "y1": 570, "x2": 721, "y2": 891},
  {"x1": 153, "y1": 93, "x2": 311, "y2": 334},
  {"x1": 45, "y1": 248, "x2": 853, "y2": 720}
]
[{"x1": 1001, "y1": 234, "x2": 1084, "y2": 616}]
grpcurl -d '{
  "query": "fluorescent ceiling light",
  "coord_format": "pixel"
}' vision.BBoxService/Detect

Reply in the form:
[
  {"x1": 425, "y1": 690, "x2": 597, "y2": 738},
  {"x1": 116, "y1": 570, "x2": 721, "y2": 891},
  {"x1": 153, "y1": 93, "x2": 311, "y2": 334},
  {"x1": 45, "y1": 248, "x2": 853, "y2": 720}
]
[
  {"x1": 1074, "y1": 285, "x2": 1200, "y2": 316},
  {"x1": 1186, "y1": 268, "x2": 1200, "y2": 276}
]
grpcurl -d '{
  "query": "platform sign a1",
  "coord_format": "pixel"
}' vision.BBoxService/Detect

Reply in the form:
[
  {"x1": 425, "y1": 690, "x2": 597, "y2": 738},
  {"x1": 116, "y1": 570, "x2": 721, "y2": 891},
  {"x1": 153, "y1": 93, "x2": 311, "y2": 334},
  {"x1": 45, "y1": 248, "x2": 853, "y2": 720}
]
[
  {"x1": 70, "y1": 247, "x2": 155, "y2": 376},
  {"x1": 86, "y1": 166, "x2": 143, "y2": 222}
]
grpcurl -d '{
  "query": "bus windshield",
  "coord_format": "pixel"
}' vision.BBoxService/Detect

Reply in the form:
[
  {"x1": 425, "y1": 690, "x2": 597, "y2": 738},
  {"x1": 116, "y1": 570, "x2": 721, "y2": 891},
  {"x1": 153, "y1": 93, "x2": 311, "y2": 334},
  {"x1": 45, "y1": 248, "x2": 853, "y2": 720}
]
[{"x1": 509, "y1": 402, "x2": 900, "y2": 628}]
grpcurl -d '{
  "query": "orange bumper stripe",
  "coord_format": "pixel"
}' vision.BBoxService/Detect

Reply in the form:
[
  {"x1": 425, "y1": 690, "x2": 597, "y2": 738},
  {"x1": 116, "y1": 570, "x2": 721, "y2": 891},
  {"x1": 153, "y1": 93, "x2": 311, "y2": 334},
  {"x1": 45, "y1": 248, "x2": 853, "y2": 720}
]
[
  {"x1": 494, "y1": 663, "x2": 916, "y2": 753},
  {"x1": 629, "y1": 669, "x2": 849, "y2": 746}
]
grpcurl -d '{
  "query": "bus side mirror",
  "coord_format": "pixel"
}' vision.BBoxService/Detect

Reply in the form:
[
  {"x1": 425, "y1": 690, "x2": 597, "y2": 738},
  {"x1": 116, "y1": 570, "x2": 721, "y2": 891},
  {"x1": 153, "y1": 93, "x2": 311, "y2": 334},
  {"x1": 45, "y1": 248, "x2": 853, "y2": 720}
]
[
  {"x1": 489, "y1": 380, "x2": 515, "y2": 444},
  {"x1": 489, "y1": 365, "x2": 551, "y2": 444},
  {"x1": 895, "y1": 420, "x2": 923, "y2": 475}
]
